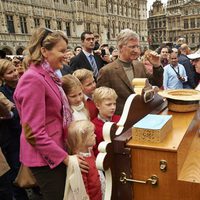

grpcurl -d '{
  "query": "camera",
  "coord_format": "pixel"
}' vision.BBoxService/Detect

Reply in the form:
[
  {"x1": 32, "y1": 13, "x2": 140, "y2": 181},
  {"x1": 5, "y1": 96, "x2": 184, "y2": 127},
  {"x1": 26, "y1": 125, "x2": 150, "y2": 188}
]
[
  {"x1": 178, "y1": 75, "x2": 185, "y2": 82},
  {"x1": 101, "y1": 49, "x2": 106, "y2": 57}
]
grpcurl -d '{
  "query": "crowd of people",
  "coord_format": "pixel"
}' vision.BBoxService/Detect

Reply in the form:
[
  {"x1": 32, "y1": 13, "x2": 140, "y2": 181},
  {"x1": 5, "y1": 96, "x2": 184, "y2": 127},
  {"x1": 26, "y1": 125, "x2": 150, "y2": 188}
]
[{"x1": 0, "y1": 27, "x2": 200, "y2": 200}]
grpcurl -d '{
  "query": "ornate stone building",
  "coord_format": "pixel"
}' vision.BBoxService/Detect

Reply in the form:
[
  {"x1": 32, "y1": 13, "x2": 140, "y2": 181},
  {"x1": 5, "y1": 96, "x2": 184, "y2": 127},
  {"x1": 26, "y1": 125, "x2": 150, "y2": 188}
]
[
  {"x1": 148, "y1": 0, "x2": 167, "y2": 48},
  {"x1": 148, "y1": 0, "x2": 200, "y2": 49},
  {"x1": 0, "y1": 0, "x2": 148, "y2": 55}
]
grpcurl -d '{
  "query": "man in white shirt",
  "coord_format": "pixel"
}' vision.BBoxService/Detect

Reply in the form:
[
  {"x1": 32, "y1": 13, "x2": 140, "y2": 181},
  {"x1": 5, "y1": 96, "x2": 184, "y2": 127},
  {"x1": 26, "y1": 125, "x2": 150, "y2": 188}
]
[{"x1": 163, "y1": 51, "x2": 187, "y2": 90}]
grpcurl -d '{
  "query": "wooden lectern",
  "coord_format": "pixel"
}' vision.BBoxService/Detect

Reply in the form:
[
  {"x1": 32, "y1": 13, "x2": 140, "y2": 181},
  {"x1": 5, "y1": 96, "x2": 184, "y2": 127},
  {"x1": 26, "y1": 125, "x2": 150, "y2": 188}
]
[{"x1": 96, "y1": 92, "x2": 200, "y2": 200}]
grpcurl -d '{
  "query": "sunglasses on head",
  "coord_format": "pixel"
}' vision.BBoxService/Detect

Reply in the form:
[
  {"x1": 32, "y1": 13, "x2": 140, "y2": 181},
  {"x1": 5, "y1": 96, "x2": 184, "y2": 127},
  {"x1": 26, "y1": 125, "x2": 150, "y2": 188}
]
[{"x1": 41, "y1": 28, "x2": 53, "y2": 46}]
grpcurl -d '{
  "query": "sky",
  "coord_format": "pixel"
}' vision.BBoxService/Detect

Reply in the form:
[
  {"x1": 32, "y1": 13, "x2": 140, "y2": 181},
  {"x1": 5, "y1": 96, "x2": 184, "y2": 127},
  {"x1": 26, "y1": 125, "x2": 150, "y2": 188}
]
[{"x1": 147, "y1": 0, "x2": 168, "y2": 11}]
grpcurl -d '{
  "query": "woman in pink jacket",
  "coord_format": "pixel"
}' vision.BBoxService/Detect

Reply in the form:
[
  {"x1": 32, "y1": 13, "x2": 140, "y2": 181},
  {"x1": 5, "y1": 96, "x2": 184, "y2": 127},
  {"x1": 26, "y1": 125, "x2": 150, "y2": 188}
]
[{"x1": 14, "y1": 28, "x2": 88, "y2": 200}]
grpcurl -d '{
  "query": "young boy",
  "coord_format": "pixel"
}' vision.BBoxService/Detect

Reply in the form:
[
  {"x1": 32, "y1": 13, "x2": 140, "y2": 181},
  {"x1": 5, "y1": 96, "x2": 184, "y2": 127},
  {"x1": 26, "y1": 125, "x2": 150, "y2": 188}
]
[
  {"x1": 92, "y1": 86, "x2": 120, "y2": 156},
  {"x1": 73, "y1": 69, "x2": 98, "y2": 120}
]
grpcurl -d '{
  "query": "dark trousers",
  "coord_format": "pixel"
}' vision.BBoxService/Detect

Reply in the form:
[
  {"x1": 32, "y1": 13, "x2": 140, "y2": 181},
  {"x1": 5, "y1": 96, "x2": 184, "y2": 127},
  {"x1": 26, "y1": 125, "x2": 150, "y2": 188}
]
[
  {"x1": 30, "y1": 163, "x2": 66, "y2": 200},
  {"x1": 1, "y1": 145, "x2": 28, "y2": 200},
  {"x1": 0, "y1": 172, "x2": 12, "y2": 200}
]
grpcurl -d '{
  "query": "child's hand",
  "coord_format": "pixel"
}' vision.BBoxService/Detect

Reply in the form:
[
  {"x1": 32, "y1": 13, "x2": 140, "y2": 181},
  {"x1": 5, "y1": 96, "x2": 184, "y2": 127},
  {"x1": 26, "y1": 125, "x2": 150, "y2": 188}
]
[{"x1": 77, "y1": 155, "x2": 89, "y2": 173}]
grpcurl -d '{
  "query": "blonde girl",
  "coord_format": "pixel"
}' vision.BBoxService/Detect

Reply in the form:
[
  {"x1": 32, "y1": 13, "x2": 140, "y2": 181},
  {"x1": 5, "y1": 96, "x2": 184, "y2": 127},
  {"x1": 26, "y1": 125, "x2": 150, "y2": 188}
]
[{"x1": 62, "y1": 74, "x2": 90, "y2": 121}]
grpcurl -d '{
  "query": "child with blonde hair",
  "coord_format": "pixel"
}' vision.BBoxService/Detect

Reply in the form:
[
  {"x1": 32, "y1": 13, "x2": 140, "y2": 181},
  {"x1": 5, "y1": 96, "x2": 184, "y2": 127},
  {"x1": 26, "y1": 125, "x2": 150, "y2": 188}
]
[
  {"x1": 92, "y1": 86, "x2": 120, "y2": 156},
  {"x1": 73, "y1": 69, "x2": 98, "y2": 120},
  {"x1": 67, "y1": 120, "x2": 102, "y2": 200},
  {"x1": 62, "y1": 74, "x2": 89, "y2": 121}
]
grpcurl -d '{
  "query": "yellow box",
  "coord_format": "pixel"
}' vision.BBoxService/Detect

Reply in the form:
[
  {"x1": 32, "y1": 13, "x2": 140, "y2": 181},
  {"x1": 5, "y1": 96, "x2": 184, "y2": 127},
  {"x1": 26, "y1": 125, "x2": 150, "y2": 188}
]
[{"x1": 132, "y1": 114, "x2": 172, "y2": 143}]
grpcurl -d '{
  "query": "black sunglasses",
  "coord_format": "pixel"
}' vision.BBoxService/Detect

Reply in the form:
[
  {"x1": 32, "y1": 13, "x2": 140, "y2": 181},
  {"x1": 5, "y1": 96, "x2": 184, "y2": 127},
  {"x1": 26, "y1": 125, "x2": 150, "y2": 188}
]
[{"x1": 40, "y1": 28, "x2": 53, "y2": 46}]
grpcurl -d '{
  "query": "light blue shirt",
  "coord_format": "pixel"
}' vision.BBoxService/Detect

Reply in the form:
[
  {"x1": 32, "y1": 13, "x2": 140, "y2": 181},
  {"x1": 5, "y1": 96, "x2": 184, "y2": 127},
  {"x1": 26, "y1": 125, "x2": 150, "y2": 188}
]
[
  {"x1": 55, "y1": 69, "x2": 62, "y2": 78},
  {"x1": 82, "y1": 49, "x2": 93, "y2": 64},
  {"x1": 163, "y1": 63, "x2": 187, "y2": 90}
]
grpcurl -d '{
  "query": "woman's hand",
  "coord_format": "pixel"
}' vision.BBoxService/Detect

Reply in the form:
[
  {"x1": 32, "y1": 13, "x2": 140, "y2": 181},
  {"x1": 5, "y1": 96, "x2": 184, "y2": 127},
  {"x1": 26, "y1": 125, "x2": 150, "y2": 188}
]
[
  {"x1": 77, "y1": 155, "x2": 89, "y2": 173},
  {"x1": 63, "y1": 155, "x2": 89, "y2": 173}
]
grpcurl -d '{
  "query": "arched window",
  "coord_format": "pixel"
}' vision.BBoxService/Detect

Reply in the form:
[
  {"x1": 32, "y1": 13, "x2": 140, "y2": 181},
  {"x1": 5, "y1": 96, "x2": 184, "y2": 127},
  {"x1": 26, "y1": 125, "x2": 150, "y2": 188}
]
[
  {"x1": 112, "y1": 21, "x2": 115, "y2": 38},
  {"x1": 122, "y1": 22, "x2": 125, "y2": 29},
  {"x1": 111, "y1": 0, "x2": 114, "y2": 13},
  {"x1": 107, "y1": 20, "x2": 111, "y2": 40},
  {"x1": 117, "y1": 4, "x2": 119, "y2": 14},
  {"x1": 132, "y1": 23, "x2": 135, "y2": 31},
  {"x1": 192, "y1": 33, "x2": 195, "y2": 44},
  {"x1": 118, "y1": 21, "x2": 121, "y2": 32},
  {"x1": 2, "y1": 47, "x2": 13, "y2": 55},
  {"x1": 85, "y1": 0, "x2": 88, "y2": 6},
  {"x1": 135, "y1": 24, "x2": 138, "y2": 32},
  {"x1": 131, "y1": 3, "x2": 133, "y2": 17},
  {"x1": 125, "y1": 2, "x2": 128, "y2": 16},
  {"x1": 95, "y1": 0, "x2": 98, "y2": 8}
]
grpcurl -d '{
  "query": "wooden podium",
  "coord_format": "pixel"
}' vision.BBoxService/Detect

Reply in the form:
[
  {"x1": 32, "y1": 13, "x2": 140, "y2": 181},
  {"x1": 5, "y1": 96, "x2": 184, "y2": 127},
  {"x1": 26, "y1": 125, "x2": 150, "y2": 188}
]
[{"x1": 96, "y1": 93, "x2": 200, "y2": 200}]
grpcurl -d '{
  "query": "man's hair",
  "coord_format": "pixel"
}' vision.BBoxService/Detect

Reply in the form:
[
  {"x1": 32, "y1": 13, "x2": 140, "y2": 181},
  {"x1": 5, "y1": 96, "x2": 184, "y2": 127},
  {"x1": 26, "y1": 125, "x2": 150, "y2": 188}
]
[
  {"x1": 92, "y1": 86, "x2": 118, "y2": 105},
  {"x1": 117, "y1": 29, "x2": 139, "y2": 49},
  {"x1": 74, "y1": 45, "x2": 82, "y2": 52},
  {"x1": 73, "y1": 69, "x2": 93, "y2": 84},
  {"x1": 179, "y1": 43, "x2": 189, "y2": 51},
  {"x1": 81, "y1": 31, "x2": 94, "y2": 41}
]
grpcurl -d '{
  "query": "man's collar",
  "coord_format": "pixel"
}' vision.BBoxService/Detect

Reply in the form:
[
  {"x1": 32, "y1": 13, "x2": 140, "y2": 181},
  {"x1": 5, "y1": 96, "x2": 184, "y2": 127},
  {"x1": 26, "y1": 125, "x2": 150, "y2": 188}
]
[
  {"x1": 84, "y1": 94, "x2": 92, "y2": 101},
  {"x1": 98, "y1": 114, "x2": 112, "y2": 123},
  {"x1": 82, "y1": 49, "x2": 93, "y2": 57}
]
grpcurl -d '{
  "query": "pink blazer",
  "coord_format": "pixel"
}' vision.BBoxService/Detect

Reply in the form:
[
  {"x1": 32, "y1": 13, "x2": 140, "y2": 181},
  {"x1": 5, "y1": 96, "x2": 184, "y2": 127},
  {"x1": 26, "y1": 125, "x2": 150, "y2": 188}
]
[{"x1": 14, "y1": 64, "x2": 68, "y2": 169}]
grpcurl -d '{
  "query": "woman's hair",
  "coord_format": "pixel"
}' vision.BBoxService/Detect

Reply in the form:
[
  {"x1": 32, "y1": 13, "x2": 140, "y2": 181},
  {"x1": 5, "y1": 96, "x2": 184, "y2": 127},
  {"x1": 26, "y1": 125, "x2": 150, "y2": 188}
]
[
  {"x1": 61, "y1": 74, "x2": 82, "y2": 95},
  {"x1": 73, "y1": 69, "x2": 93, "y2": 84},
  {"x1": 67, "y1": 120, "x2": 95, "y2": 154},
  {"x1": 0, "y1": 59, "x2": 13, "y2": 81},
  {"x1": 117, "y1": 29, "x2": 139, "y2": 50},
  {"x1": 92, "y1": 86, "x2": 118, "y2": 105},
  {"x1": 25, "y1": 27, "x2": 68, "y2": 65}
]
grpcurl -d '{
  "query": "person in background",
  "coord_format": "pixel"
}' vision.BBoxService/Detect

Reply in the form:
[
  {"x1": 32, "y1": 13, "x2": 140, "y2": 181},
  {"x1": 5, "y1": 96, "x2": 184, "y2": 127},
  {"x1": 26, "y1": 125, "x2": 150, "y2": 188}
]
[
  {"x1": 67, "y1": 120, "x2": 102, "y2": 200},
  {"x1": 74, "y1": 45, "x2": 82, "y2": 56},
  {"x1": 97, "y1": 29, "x2": 163, "y2": 115},
  {"x1": 70, "y1": 31, "x2": 104, "y2": 78},
  {"x1": 93, "y1": 33, "x2": 101, "y2": 51},
  {"x1": 163, "y1": 51, "x2": 187, "y2": 90},
  {"x1": 160, "y1": 46, "x2": 170, "y2": 67},
  {"x1": 64, "y1": 49, "x2": 75, "y2": 66},
  {"x1": 0, "y1": 59, "x2": 29, "y2": 200},
  {"x1": 178, "y1": 43, "x2": 197, "y2": 89},
  {"x1": 141, "y1": 49, "x2": 154, "y2": 75},
  {"x1": 187, "y1": 49, "x2": 200, "y2": 90},
  {"x1": 12, "y1": 57, "x2": 26, "y2": 77},
  {"x1": 73, "y1": 68, "x2": 98, "y2": 120},
  {"x1": 62, "y1": 74, "x2": 90, "y2": 121},
  {"x1": 55, "y1": 49, "x2": 75, "y2": 77},
  {"x1": 175, "y1": 37, "x2": 186, "y2": 49},
  {"x1": 14, "y1": 27, "x2": 88, "y2": 200},
  {"x1": 172, "y1": 48, "x2": 178, "y2": 54},
  {"x1": 92, "y1": 86, "x2": 120, "y2": 157},
  {"x1": 111, "y1": 48, "x2": 119, "y2": 61},
  {"x1": 100, "y1": 44, "x2": 112, "y2": 65}
]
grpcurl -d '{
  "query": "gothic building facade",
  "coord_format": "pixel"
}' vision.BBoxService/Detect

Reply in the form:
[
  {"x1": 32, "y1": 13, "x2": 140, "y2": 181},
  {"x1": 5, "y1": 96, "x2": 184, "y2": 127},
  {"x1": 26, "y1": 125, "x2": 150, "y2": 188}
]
[
  {"x1": 0, "y1": 0, "x2": 148, "y2": 55},
  {"x1": 148, "y1": 0, "x2": 200, "y2": 49}
]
